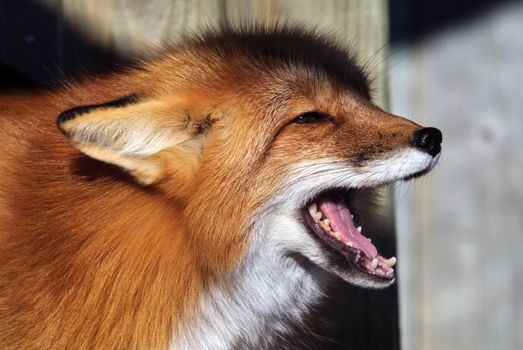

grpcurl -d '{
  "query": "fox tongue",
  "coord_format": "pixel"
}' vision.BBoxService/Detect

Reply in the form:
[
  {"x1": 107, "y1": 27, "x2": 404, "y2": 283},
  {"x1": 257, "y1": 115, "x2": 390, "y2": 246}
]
[{"x1": 318, "y1": 197, "x2": 378, "y2": 259}]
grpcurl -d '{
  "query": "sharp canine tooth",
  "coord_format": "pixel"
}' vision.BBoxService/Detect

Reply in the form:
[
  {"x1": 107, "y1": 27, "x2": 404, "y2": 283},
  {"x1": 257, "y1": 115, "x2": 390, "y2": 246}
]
[
  {"x1": 308, "y1": 203, "x2": 317, "y2": 216},
  {"x1": 385, "y1": 257, "x2": 397, "y2": 267},
  {"x1": 357, "y1": 226, "x2": 362, "y2": 232},
  {"x1": 351, "y1": 214, "x2": 354, "y2": 218},
  {"x1": 308, "y1": 203, "x2": 321, "y2": 222},
  {"x1": 371, "y1": 258, "x2": 378, "y2": 269}
]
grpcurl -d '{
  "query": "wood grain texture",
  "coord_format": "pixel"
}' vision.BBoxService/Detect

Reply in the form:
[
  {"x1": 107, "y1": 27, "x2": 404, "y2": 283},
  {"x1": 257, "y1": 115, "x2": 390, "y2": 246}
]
[
  {"x1": 392, "y1": 2, "x2": 523, "y2": 350},
  {"x1": 61, "y1": 0, "x2": 224, "y2": 55}
]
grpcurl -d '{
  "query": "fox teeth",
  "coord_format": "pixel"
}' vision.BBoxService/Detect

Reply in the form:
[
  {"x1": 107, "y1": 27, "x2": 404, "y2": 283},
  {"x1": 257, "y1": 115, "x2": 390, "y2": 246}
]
[
  {"x1": 320, "y1": 219, "x2": 331, "y2": 230},
  {"x1": 308, "y1": 203, "x2": 317, "y2": 217},
  {"x1": 370, "y1": 258, "x2": 379, "y2": 270},
  {"x1": 308, "y1": 203, "x2": 323, "y2": 222},
  {"x1": 309, "y1": 203, "x2": 323, "y2": 221},
  {"x1": 332, "y1": 231, "x2": 342, "y2": 240},
  {"x1": 385, "y1": 257, "x2": 397, "y2": 267},
  {"x1": 356, "y1": 226, "x2": 362, "y2": 233}
]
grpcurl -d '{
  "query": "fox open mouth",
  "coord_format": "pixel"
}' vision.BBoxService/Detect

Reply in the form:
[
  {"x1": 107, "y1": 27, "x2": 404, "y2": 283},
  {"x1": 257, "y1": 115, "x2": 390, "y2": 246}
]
[{"x1": 303, "y1": 190, "x2": 396, "y2": 280}]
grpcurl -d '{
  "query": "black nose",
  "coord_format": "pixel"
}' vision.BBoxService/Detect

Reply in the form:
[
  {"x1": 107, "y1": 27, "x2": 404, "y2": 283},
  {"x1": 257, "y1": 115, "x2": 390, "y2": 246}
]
[{"x1": 412, "y1": 127, "x2": 442, "y2": 157}]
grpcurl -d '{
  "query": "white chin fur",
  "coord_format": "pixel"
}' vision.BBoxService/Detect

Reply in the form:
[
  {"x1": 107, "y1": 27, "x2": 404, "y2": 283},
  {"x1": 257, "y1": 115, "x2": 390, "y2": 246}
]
[{"x1": 259, "y1": 147, "x2": 436, "y2": 286}]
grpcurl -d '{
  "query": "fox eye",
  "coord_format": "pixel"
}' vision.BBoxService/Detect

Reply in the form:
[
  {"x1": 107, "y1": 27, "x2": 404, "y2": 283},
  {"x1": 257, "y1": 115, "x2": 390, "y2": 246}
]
[{"x1": 291, "y1": 112, "x2": 333, "y2": 124}]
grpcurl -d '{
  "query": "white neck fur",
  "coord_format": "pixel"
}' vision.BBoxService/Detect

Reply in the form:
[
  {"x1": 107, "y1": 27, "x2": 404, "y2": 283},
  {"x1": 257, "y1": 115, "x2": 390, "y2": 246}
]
[{"x1": 170, "y1": 215, "x2": 327, "y2": 349}]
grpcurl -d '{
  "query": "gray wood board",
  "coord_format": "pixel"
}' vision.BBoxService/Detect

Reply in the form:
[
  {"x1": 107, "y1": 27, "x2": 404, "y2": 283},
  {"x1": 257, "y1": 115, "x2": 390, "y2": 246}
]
[{"x1": 391, "y1": 2, "x2": 523, "y2": 350}]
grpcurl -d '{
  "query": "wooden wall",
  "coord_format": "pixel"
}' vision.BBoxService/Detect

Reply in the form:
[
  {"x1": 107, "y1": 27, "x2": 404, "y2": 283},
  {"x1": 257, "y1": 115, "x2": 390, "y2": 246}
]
[
  {"x1": 0, "y1": 1, "x2": 397, "y2": 349},
  {"x1": 390, "y1": 2, "x2": 523, "y2": 350}
]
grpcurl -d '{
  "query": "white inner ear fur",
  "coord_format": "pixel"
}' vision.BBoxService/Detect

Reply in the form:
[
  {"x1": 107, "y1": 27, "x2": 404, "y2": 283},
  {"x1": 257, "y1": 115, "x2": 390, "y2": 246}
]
[
  {"x1": 61, "y1": 100, "x2": 195, "y2": 157},
  {"x1": 60, "y1": 99, "x2": 208, "y2": 185}
]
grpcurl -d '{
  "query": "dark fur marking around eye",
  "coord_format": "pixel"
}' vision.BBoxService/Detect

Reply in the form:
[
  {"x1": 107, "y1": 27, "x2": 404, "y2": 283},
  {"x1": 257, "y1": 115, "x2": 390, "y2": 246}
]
[{"x1": 57, "y1": 93, "x2": 140, "y2": 129}]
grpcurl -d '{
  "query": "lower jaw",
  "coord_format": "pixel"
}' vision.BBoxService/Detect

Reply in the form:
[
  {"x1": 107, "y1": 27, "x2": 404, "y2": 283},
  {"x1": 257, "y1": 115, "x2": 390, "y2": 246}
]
[
  {"x1": 301, "y1": 190, "x2": 396, "y2": 284},
  {"x1": 303, "y1": 213, "x2": 395, "y2": 285}
]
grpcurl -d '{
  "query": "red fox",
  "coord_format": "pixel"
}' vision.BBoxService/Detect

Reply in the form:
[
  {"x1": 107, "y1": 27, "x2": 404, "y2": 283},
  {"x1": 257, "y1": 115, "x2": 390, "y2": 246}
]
[{"x1": 0, "y1": 25, "x2": 441, "y2": 349}]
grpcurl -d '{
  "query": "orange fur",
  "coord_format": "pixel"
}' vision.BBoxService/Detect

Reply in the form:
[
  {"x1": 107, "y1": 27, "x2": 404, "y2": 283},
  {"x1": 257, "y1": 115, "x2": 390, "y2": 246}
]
[{"x1": 0, "y1": 26, "x2": 429, "y2": 348}]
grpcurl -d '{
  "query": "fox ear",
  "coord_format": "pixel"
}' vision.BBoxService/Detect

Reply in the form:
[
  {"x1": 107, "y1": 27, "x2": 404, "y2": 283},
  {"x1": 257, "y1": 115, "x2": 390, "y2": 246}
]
[{"x1": 57, "y1": 94, "x2": 211, "y2": 186}]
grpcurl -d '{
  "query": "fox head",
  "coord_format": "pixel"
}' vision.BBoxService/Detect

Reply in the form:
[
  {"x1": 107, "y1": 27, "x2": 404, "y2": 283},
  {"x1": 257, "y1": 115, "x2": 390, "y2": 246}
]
[{"x1": 57, "y1": 26, "x2": 441, "y2": 289}]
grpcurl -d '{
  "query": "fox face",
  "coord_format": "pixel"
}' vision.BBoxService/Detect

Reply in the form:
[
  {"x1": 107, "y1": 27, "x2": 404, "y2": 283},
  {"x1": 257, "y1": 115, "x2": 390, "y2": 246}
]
[
  {"x1": 57, "y1": 27, "x2": 441, "y2": 292},
  {"x1": 246, "y1": 90, "x2": 441, "y2": 289},
  {"x1": 0, "y1": 26, "x2": 443, "y2": 348}
]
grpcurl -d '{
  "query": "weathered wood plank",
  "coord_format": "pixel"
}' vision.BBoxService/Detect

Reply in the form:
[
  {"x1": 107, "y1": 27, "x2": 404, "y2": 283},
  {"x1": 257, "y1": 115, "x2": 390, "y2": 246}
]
[
  {"x1": 61, "y1": 0, "x2": 224, "y2": 56},
  {"x1": 392, "y1": 2, "x2": 523, "y2": 350}
]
